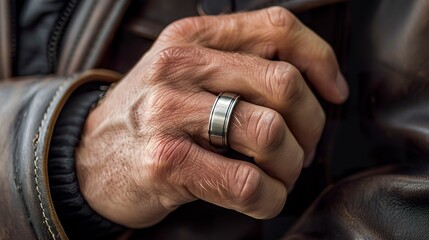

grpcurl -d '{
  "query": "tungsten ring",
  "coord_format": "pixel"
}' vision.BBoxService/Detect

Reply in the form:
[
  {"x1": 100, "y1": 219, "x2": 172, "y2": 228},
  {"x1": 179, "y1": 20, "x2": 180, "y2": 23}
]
[{"x1": 208, "y1": 92, "x2": 241, "y2": 148}]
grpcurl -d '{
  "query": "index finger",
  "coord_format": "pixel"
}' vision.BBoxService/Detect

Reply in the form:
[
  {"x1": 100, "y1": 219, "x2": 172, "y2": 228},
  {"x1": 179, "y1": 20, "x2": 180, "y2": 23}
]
[{"x1": 158, "y1": 7, "x2": 349, "y2": 104}]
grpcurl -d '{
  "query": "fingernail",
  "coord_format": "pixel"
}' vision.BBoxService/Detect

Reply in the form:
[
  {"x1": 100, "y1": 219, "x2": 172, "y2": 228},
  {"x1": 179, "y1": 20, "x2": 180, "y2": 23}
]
[
  {"x1": 303, "y1": 149, "x2": 316, "y2": 168},
  {"x1": 336, "y1": 72, "x2": 349, "y2": 101}
]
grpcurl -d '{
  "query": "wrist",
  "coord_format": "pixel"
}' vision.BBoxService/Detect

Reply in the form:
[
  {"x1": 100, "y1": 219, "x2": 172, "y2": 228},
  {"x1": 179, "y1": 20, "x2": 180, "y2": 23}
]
[{"x1": 48, "y1": 82, "x2": 126, "y2": 239}]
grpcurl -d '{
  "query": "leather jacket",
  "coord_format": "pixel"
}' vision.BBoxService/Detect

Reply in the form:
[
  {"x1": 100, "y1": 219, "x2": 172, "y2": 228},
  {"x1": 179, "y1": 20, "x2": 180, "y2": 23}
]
[{"x1": 0, "y1": 0, "x2": 428, "y2": 239}]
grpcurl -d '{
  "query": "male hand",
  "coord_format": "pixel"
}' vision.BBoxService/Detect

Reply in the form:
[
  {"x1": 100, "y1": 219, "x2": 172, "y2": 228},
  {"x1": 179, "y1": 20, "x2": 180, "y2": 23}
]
[{"x1": 76, "y1": 7, "x2": 348, "y2": 228}]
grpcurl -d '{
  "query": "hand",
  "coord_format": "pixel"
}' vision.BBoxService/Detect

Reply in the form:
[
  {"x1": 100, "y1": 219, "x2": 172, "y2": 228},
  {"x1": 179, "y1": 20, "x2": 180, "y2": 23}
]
[{"x1": 75, "y1": 7, "x2": 348, "y2": 228}]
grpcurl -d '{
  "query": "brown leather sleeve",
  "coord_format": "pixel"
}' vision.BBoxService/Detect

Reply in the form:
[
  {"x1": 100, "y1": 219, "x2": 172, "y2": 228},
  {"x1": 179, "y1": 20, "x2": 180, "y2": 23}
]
[
  {"x1": 0, "y1": 69, "x2": 120, "y2": 240},
  {"x1": 283, "y1": 164, "x2": 429, "y2": 240}
]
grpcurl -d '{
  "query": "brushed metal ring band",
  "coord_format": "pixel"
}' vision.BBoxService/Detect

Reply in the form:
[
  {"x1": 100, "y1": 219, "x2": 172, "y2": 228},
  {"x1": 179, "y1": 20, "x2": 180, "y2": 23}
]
[{"x1": 209, "y1": 92, "x2": 241, "y2": 148}]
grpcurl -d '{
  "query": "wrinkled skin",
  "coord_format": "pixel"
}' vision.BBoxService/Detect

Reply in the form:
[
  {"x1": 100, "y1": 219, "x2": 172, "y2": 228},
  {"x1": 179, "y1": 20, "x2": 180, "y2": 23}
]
[{"x1": 76, "y1": 7, "x2": 348, "y2": 228}]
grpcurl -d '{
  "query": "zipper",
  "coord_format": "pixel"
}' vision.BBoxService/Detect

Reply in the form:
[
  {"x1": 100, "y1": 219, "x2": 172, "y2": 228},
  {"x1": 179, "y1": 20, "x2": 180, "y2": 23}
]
[{"x1": 47, "y1": 0, "x2": 79, "y2": 73}]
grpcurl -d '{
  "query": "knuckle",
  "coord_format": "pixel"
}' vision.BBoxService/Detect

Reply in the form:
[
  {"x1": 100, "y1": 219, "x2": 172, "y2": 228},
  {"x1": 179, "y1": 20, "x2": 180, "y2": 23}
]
[
  {"x1": 248, "y1": 109, "x2": 285, "y2": 153},
  {"x1": 147, "y1": 46, "x2": 201, "y2": 83},
  {"x1": 142, "y1": 89, "x2": 206, "y2": 140},
  {"x1": 160, "y1": 17, "x2": 202, "y2": 41},
  {"x1": 157, "y1": 46, "x2": 194, "y2": 64},
  {"x1": 265, "y1": 6, "x2": 295, "y2": 29},
  {"x1": 229, "y1": 164, "x2": 262, "y2": 206},
  {"x1": 265, "y1": 62, "x2": 303, "y2": 106},
  {"x1": 317, "y1": 44, "x2": 336, "y2": 62},
  {"x1": 148, "y1": 89, "x2": 203, "y2": 130},
  {"x1": 151, "y1": 138, "x2": 194, "y2": 181}
]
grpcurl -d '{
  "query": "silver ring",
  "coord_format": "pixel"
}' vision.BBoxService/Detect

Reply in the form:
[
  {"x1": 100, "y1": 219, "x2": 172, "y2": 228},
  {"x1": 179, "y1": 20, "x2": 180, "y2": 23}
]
[{"x1": 208, "y1": 92, "x2": 241, "y2": 148}]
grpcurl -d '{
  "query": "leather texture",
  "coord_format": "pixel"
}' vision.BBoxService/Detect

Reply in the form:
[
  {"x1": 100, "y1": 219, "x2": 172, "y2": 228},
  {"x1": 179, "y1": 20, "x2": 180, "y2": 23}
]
[
  {"x1": 123, "y1": 0, "x2": 347, "y2": 42},
  {"x1": 15, "y1": 0, "x2": 68, "y2": 75},
  {"x1": 0, "y1": 70, "x2": 120, "y2": 240},
  {"x1": 285, "y1": 165, "x2": 429, "y2": 240},
  {"x1": 365, "y1": 0, "x2": 429, "y2": 159},
  {"x1": 199, "y1": 0, "x2": 347, "y2": 15},
  {"x1": 0, "y1": 7, "x2": 127, "y2": 238},
  {"x1": 57, "y1": 0, "x2": 131, "y2": 75},
  {"x1": 0, "y1": 0, "x2": 127, "y2": 239},
  {"x1": 0, "y1": 77, "x2": 59, "y2": 240}
]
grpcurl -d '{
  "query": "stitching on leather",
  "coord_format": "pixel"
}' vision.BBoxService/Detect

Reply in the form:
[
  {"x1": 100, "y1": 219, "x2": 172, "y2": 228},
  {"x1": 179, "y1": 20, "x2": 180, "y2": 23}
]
[
  {"x1": 33, "y1": 79, "x2": 69, "y2": 240},
  {"x1": 63, "y1": 0, "x2": 96, "y2": 72},
  {"x1": 12, "y1": 88, "x2": 40, "y2": 237}
]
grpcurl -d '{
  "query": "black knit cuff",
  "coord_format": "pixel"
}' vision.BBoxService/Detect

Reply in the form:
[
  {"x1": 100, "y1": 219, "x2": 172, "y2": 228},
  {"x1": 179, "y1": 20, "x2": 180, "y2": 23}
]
[{"x1": 48, "y1": 82, "x2": 125, "y2": 239}]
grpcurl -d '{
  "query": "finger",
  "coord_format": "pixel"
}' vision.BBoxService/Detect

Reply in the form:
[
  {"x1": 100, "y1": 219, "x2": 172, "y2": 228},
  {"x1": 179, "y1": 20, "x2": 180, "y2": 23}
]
[
  {"x1": 206, "y1": 51, "x2": 324, "y2": 165},
  {"x1": 183, "y1": 92, "x2": 303, "y2": 188},
  {"x1": 152, "y1": 88, "x2": 299, "y2": 197},
  {"x1": 227, "y1": 101, "x2": 304, "y2": 188},
  {"x1": 160, "y1": 46, "x2": 323, "y2": 165},
  {"x1": 176, "y1": 144, "x2": 287, "y2": 219},
  {"x1": 159, "y1": 7, "x2": 348, "y2": 104}
]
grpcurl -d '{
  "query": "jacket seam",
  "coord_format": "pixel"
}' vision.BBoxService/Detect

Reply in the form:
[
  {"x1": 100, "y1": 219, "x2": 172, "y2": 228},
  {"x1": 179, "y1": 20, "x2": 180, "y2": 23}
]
[
  {"x1": 63, "y1": 1, "x2": 96, "y2": 73},
  {"x1": 33, "y1": 80, "x2": 69, "y2": 240},
  {"x1": 48, "y1": 0, "x2": 80, "y2": 72},
  {"x1": 85, "y1": 0, "x2": 122, "y2": 70}
]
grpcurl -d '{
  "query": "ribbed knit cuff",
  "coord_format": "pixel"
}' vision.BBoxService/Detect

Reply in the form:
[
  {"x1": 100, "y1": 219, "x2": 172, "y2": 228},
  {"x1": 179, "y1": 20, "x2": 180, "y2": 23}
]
[{"x1": 48, "y1": 82, "x2": 125, "y2": 239}]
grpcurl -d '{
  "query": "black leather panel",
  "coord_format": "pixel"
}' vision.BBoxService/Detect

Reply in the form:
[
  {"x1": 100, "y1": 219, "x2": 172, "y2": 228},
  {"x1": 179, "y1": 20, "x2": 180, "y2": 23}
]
[
  {"x1": 365, "y1": 0, "x2": 429, "y2": 161},
  {"x1": 15, "y1": 0, "x2": 69, "y2": 75},
  {"x1": 285, "y1": 165, "x2": 429, "y2": 240}
]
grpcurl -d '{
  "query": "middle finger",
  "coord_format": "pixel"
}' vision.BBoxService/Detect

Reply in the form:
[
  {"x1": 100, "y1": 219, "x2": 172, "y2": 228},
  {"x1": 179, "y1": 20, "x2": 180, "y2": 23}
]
[
  {"x1": 185, "y1": 92, "x2": 303, "y2": 189},
  {"x1": 180, "y1": 47, "x2": 325, "y2": 164}
]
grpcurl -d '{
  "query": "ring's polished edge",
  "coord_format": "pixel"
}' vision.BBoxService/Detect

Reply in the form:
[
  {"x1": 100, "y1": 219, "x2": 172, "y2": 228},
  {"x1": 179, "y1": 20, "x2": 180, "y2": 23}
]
[
  {"x1": 208, "y1": 94, "x2": 221, "y2": 145},
  {"x1": 223, "y1": 94, "x2": 240, "y2": 147},
  {"x1": 208, "y1": 92, "x2": 241, "y2": 148}
]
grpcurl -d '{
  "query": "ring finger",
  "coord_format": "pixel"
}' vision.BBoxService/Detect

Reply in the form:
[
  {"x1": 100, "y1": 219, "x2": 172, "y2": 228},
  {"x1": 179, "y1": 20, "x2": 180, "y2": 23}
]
[
  {"x1": 160, "y1": 46, "x2": 324, "y2": 165},
  {"x1": 187, "y1": 92, "x2": 303, "y2": 189}
]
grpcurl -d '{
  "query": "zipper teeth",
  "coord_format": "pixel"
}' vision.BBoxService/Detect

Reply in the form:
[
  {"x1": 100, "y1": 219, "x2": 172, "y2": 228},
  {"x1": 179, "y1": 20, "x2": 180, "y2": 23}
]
[{"x1": 47, "y1": 0, "x2": 78, "y2": 73}]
